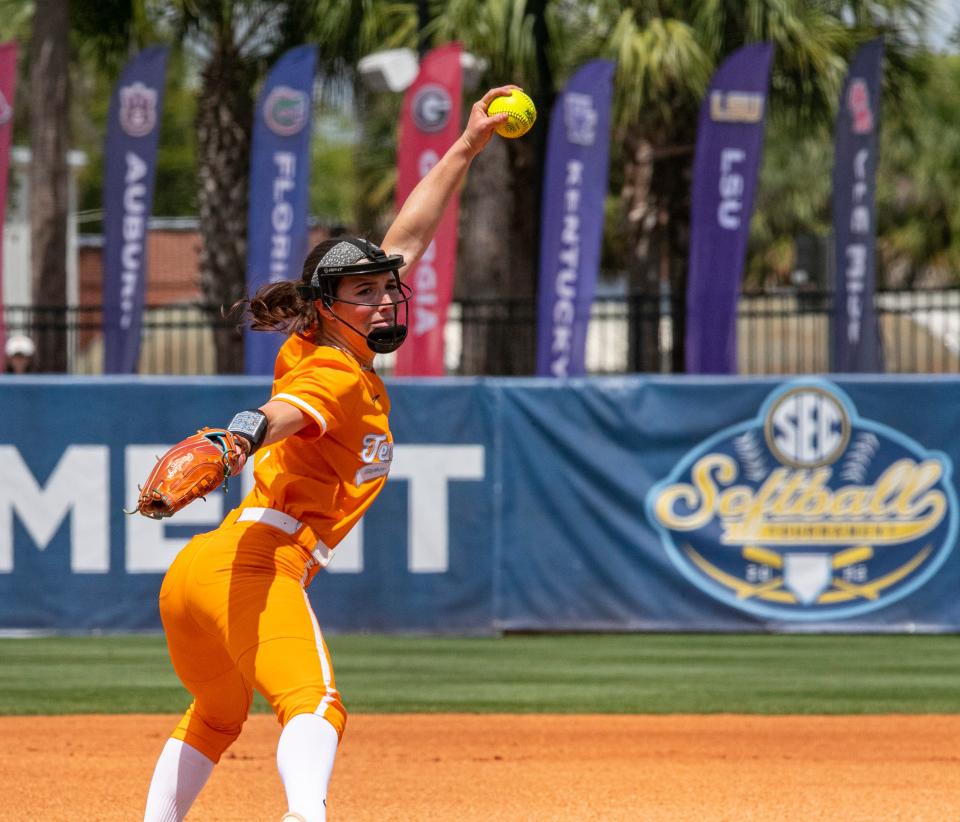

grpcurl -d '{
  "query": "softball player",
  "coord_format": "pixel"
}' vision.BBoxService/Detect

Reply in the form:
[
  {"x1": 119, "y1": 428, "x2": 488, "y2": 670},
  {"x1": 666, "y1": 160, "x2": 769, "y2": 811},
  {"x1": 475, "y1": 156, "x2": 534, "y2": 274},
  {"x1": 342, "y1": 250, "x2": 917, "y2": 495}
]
[{"x1": 142, "y1": 86, "x2": 514, "y2": 822}]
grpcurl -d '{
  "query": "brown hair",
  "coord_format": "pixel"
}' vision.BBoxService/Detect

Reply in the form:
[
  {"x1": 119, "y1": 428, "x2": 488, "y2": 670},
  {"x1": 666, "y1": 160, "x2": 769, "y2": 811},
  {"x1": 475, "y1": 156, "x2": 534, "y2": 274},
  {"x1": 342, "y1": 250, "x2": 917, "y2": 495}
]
[{"x1": 230, "y1": 238, "x2": 342, "y2": 336}]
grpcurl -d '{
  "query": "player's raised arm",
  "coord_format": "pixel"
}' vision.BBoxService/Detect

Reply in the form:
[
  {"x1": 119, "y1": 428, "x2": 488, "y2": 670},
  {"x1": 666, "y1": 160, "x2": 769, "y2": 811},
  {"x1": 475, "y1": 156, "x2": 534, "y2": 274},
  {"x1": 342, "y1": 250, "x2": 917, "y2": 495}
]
[{"x1": 381, "y1": 85, "x2": 516, "y2": 278}]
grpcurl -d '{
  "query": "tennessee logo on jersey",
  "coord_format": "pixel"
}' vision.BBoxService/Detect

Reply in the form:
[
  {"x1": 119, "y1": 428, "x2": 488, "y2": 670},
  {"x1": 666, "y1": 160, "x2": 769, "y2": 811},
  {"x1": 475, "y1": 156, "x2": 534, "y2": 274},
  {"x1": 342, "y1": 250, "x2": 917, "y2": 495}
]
[{"x1": 356, "y1": 433, "x2": 393, "y2": 485}]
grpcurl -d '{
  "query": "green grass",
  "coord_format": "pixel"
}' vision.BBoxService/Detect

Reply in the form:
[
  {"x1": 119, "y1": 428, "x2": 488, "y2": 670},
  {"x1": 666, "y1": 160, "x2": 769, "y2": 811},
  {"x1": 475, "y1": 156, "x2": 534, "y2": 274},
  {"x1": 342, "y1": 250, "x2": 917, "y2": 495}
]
[{"x1": 0, "y1": 633, "x2": 958, "y2": 715}]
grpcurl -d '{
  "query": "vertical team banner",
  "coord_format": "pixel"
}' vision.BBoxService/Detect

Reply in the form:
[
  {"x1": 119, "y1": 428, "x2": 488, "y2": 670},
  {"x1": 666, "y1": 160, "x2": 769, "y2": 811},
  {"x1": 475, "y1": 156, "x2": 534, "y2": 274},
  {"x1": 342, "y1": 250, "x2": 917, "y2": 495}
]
[
  {"x1": 685, "y1": 43, "x2": 774, "y2": 374},
  {"x1": 393, "y1": 43, "x2": 463, "y2": 376},
  {"x1": 0, "y1": 42, "x2": 16, "y2": 368},
  {"x1": 831, "y1": 39, "x2": 884, "y2": 373},
  {"x1": 102, "y1": 46, "x2": 169, "y2": 373},
  {"x1": 244, "y1": 45, "x2": 317, "y2": 374},
  {"x1": 535, "y1": 59, "x2": 615, "y2": 377}
]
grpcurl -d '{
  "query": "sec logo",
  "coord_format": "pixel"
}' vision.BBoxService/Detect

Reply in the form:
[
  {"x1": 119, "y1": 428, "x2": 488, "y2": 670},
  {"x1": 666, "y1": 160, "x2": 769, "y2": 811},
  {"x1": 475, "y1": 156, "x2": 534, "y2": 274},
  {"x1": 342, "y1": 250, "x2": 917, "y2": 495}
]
[
  {"x1": 765, "y1": 386, "x2": 849, "y2": 468},
  {"x1": 647, "y1": 379, "x2": 957, "y2": 621}
]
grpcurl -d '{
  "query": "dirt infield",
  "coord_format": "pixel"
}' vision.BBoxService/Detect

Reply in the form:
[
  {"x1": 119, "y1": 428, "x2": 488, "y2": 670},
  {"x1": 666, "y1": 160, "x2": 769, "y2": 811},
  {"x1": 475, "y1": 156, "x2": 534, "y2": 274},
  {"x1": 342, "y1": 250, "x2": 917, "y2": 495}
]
[{"x1": 2, "y1": 714, "x2": 958, "y2": 821}]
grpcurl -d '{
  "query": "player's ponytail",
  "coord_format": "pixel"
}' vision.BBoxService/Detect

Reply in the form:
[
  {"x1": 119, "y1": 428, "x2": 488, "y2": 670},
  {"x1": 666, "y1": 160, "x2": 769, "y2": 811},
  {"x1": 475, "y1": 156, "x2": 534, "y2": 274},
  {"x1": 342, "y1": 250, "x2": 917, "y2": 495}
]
[{"x1": 230, "y1": 238, "x2": 342, "y2": 336}]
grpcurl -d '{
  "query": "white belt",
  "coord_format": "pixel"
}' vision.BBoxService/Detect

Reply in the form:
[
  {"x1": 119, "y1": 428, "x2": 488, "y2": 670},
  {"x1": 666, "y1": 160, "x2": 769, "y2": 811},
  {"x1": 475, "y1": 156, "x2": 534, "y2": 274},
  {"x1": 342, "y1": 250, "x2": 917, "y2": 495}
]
[
  {"x1": 237, "y1": 507, "x2": 302, "y2": 535},
  {"x1": 236, "y1": 506, "x2": 332, "y2": 569}
]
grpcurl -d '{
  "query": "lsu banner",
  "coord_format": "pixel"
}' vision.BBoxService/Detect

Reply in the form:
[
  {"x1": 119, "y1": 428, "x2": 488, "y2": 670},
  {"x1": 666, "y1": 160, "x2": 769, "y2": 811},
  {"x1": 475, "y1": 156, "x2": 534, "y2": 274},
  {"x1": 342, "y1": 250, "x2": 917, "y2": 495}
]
[
  {"x1": 393, "y1": 43, "x2": 463, "y2": 376},
  {"x1": 102, "y1": 46, "x2": 169, "y2": 373},
  {"x1": 0, "y1": 42, "x2": 16, "y2": 369},
  {"x1": 244, "y1": 45, "x2": 317, "y2": 374},
  {"x1": 685, "y1": 43, "x2": 774, "y2": 374},
  {"x1": 831, "y1": 39, "x2": 884, "y2": 373},
  {"x1": 535, "y1": 59, "x2": 615, "y2": 377}
]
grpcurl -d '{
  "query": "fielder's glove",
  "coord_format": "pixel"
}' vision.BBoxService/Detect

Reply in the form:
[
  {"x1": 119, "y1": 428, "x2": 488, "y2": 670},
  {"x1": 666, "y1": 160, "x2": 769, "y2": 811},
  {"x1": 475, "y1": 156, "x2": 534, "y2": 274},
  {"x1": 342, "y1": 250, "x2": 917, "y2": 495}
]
[{"x1": 135, "y1": 428, "x2": 248, "y2": 519}]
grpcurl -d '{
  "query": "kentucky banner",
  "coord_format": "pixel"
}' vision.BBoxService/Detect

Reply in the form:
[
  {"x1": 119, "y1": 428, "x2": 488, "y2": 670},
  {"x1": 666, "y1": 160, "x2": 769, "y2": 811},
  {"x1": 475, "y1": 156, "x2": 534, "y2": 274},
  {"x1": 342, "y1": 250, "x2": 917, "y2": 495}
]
[
  {"x1": 685, "y1": 43, "x2": 774, "y2": 374},
  {"x1": 244, "y1": 45, "x2": 317, "y2": 374},
  {"x1": 831, "y1": 39, "x2": 884, "y2": 373},
  {"x1": 393, "y1": 43, "x2": 463, "y2": 376},
  {"x1": 102, "y1": 46, "x2": 169, "y2": 373},
  {"x1": 0, "y1": 42, "x2": 16, "y2": 369},
  {"x1": 535, "y1": 59, "x2": 615, "y2": 377}
]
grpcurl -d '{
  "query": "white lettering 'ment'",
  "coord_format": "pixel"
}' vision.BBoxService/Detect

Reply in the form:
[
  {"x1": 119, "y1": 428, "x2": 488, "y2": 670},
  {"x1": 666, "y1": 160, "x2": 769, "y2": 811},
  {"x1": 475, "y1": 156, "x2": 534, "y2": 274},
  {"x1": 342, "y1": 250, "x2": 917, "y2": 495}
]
[{"x1": 0, "y1": 446, "x2": 109, "y2": 573}]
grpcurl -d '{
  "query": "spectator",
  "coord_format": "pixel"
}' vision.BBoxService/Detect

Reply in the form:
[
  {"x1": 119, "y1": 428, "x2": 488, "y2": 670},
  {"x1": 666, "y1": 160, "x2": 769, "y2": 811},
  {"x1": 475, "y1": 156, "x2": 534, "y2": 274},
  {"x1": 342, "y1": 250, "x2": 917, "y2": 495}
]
[{"x1": 5, "y1": 334, "x2": 36, "y2": 374}]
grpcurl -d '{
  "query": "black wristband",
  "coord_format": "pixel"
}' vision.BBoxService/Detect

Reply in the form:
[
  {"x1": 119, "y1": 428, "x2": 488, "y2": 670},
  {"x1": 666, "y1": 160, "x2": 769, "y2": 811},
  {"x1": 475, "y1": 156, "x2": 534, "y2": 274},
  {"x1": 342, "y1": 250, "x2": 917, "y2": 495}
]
[{"x1": 227, "y1": 409, "x2": 268, "y2": 452}]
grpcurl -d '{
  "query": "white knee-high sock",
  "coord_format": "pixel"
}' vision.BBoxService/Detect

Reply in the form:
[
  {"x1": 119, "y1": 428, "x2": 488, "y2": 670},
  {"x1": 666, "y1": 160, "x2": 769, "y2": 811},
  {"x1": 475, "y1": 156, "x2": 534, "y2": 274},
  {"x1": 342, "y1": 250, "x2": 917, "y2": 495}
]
[
  {"x1": 143, "y1": 738, "x2": 215, "y2": 822},
  {"x1": 276, "y1": 714, "x2": 340, "y2": 822}
]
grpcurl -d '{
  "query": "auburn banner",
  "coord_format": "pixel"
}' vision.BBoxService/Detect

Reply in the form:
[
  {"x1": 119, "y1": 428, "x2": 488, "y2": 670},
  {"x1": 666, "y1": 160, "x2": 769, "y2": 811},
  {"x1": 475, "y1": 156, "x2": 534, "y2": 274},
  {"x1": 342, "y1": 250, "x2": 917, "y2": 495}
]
[
  {"x1": 831, "y1": 39, "x2": 884, "y2": 372},
  {"x1": 0, "y1": 42, "x2": 16, "y2": 369},
  {"x1": 244, "y1": 45, "x2": 317, "y2": 374},
  {"x1": 535, "y1": 59, "x2": 615, "y2": 377},
  {"x1": 393, "y1": 43, "x2": 463, "y2": 376},
  {"x1": 685, "y1": 42, "x2": 774, "y2": 374},
  {"x1": 102, "y1": 46, "x2": 169, "y2": 374}
]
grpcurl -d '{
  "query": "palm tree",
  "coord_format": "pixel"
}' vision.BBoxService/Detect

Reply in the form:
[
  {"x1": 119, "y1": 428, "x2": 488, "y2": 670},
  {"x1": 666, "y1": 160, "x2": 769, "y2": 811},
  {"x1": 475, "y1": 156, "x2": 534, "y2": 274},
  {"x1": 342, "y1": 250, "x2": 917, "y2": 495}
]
[
  {"x1": 432, "y1": 0, "x2": 554, "y2": 374},
  {"x1": 582, "y1": 0, "x2": 930, "y2": 370},
  {"x1": 167, "y1": 0, "x2": 417, "y2": 372},
  {"x1": 28, "y1": 0, "x2": 70, "y2": 371}
]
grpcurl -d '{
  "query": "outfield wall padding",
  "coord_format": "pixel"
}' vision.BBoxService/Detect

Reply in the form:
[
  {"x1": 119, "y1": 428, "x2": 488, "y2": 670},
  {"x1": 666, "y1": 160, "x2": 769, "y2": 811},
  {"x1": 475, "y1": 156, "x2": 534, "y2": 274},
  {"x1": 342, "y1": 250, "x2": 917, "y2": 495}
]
[{"x1": 1, "y1": 375, "x2": 958, "y2": 633}]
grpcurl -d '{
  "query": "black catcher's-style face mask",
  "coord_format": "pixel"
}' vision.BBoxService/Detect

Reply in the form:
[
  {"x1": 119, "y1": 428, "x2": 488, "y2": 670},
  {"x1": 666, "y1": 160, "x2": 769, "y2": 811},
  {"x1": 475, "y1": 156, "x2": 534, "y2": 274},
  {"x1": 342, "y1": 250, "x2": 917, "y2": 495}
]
[{"x1": 296, "y1": 238, "x2": 413, "y2": 354}]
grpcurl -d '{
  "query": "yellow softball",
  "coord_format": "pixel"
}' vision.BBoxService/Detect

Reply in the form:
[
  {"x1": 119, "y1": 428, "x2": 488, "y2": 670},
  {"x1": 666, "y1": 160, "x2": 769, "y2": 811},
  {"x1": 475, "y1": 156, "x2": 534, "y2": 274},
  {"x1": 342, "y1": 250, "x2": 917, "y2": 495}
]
[{"x1": 488, "y1": 89, "x2": 537, "y2": 138}]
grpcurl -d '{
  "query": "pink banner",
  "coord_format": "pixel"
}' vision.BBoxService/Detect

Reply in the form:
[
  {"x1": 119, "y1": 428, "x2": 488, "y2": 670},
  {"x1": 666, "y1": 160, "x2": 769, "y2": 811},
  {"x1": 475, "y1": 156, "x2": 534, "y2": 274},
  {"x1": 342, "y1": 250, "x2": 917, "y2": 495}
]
[
  {"x1": 0, "y1": 42, "x2": 16, "y2": 371},
  {"x1": 393, "y1": 43, "x2": 462, "y2": 376}
]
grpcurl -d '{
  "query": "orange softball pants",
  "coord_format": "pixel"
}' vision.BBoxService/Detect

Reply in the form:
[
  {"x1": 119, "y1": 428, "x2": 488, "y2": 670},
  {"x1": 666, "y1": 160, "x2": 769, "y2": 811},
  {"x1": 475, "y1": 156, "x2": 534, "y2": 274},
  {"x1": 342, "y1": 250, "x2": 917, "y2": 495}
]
[{"x1": 158, "y1": 521, "x2": 346, "y2": 763}]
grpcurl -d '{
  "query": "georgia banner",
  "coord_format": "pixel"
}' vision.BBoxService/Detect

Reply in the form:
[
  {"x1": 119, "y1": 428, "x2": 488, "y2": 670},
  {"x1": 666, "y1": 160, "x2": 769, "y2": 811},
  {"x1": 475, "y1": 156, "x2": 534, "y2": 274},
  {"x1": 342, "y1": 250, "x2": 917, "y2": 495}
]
[
  {"x1": 0, "y1": 42, "x2": 17, "y2": 370},
  {"x1": 535, "y1": 59, "x2": 615, "y2": 377},
  {"x1": 831, "y1": 38, "x2": 884, "y2": 373},
  {"x1": 102, "y1": 46, "x2": 169, "y2": 374},
  {"x1": 244, "y1": 45, "x2": 317, "y2": 375},
  {"x1": 393, "y1": 43, "x2": 463, "y2": 376},
  {"x1": 685, "y1": 42, "x2": 774, "y2": 374}
]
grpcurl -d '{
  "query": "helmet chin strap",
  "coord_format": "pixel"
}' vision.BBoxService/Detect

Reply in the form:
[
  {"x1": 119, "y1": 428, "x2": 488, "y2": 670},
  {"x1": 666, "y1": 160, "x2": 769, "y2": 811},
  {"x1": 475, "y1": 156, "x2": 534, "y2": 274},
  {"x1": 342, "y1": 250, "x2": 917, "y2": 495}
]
[{"x1": 324, "y1": 305, "x2": 408, "y2": 354}]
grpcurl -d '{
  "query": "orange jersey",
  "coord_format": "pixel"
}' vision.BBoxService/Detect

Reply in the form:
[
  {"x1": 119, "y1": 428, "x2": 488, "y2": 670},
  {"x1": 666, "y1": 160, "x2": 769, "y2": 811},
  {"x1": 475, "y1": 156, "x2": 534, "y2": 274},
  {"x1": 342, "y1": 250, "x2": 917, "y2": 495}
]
[{"x1": 236, "y1": 333, "x2": 392, "y2": 559}]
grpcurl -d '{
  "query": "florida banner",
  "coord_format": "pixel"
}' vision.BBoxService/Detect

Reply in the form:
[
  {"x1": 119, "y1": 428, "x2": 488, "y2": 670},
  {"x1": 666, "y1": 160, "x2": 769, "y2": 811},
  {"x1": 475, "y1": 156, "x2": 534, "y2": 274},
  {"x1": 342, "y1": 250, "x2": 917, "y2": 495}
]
[
  {"x1": 685, "y1": 42, "x2": 774, "y2": 374},
  {"x1": 244, "y1": 45, "x2": 317, "y2": 374},
  {"x1": 102, "y1": 46, "x2": 169, "y2": 373},
  {"x1": 535, "y1": 59, "x2": 615, "y2": 377},
  {"x1": 393, "y1": 43, "x2": 463, "y2": 376},
  {"x1": 0, "y1": 42, "x2": 16, "y2": 370},
  {"x1": 831, "y1": 38, "x2": 884, "y2": 373}
]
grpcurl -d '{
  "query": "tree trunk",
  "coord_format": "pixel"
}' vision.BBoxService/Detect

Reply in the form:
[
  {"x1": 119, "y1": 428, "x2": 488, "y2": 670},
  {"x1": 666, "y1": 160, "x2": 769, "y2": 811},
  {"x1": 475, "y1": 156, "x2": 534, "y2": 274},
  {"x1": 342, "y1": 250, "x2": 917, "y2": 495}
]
[
  {"x1": 195, "y1": 41, "x2": 254, "y2": 374},
  {"x1": 620, "y1": 130, "x2": 695, "y2": 372},
  {"x1": 29, "y1": 0, "x2": 70, "y2": 373},
  {"x1": 455, "y1": 136, "x2": 512, "y2": 375}
]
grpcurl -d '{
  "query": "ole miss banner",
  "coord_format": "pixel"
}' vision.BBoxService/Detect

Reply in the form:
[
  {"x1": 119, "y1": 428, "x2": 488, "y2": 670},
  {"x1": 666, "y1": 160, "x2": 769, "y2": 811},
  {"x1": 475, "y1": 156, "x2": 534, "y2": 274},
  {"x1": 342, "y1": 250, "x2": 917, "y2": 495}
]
[
  {"x1": 102, "y1": 46, "x2": 169, "y2": 373},
  {"x1": 685, "y1": 43, "x2": 773, "y2": 374},
  {"x1": 831, "y1": 39, "x2": 884, "y2": 373},
  {"x1": 393, "y1": 43, "x2": 463, "y2": 376},
  {"x1": 0, "y1": 42, "x2": 16, "y2": 370},
  {"x1": 535, "y1": 59, "x2": 615, "y2": 377},
  {"x1": 244, "y1": 45, "x2": 317, "y2": 375}
]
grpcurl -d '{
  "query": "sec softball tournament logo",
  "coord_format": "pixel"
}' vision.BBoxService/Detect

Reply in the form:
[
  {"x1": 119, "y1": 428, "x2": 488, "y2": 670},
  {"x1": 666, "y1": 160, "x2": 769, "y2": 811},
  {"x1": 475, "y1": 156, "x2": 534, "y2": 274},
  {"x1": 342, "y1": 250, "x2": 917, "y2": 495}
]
[
  {"x1": 264, "y1": 86, "x2": 309, "y2": 136},
  {"x1": 119, "y1": 82, "x2": 158, "y2": 137},
  {"x1": 646, "y1": 380, "x2": 957, "y2": 621},
  {"x1": 412, "y1": 84, "x2": 452, "y2": 133}
]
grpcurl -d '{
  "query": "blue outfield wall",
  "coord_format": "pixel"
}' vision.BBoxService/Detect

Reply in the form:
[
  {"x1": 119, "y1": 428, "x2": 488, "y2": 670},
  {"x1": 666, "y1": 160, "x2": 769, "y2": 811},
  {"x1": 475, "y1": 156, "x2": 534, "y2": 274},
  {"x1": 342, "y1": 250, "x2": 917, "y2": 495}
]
[{"x1": 1, "y1": 374, "x2": 959, "y2": 633}]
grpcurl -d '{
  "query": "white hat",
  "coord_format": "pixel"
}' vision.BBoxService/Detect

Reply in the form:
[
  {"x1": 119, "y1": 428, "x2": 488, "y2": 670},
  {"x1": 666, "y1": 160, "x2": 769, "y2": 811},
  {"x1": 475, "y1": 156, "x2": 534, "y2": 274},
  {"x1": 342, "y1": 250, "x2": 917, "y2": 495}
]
[{"x1": 5, "y1": 334, "x2": 35, "y2": 358}]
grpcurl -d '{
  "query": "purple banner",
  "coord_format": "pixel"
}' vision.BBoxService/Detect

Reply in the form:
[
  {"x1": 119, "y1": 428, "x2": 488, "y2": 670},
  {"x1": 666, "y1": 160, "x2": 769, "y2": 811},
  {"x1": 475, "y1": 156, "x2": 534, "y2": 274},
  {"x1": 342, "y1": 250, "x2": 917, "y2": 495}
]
[
  {"x1": 102, "y1": 46, "x2": 169, "y2": 373},
  {"x1": 685, "y1": 43, "x2": 774, "y2": 374},
  {"x1": 831, "y1": 39, "x2": 884, "y2": 373},
  {"x1": 244, "y1": 45, "x2": 317, "y2": 374},
  {"x1": 535, "y1": 60, "x2": 615, "y2": 377}
]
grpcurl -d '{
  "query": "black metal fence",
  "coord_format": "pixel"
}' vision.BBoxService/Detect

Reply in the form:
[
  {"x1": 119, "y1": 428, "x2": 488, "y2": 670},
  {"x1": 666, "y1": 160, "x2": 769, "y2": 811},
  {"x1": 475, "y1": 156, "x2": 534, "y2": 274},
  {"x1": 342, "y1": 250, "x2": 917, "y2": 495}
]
[{"x1": 4, "y1": 287, "x2": 960, "y2": 375}]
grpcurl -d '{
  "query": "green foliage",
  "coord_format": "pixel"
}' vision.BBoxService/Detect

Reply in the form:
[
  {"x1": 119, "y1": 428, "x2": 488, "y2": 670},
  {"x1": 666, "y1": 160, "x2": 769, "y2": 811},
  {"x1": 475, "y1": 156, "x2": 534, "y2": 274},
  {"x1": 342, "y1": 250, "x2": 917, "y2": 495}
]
[
  {"x1": 2, "y1": 633, "x2": 960, "y2": 715},
  {"x1": 876, "y1": 53, "x2": 960, "y2": 284}
]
